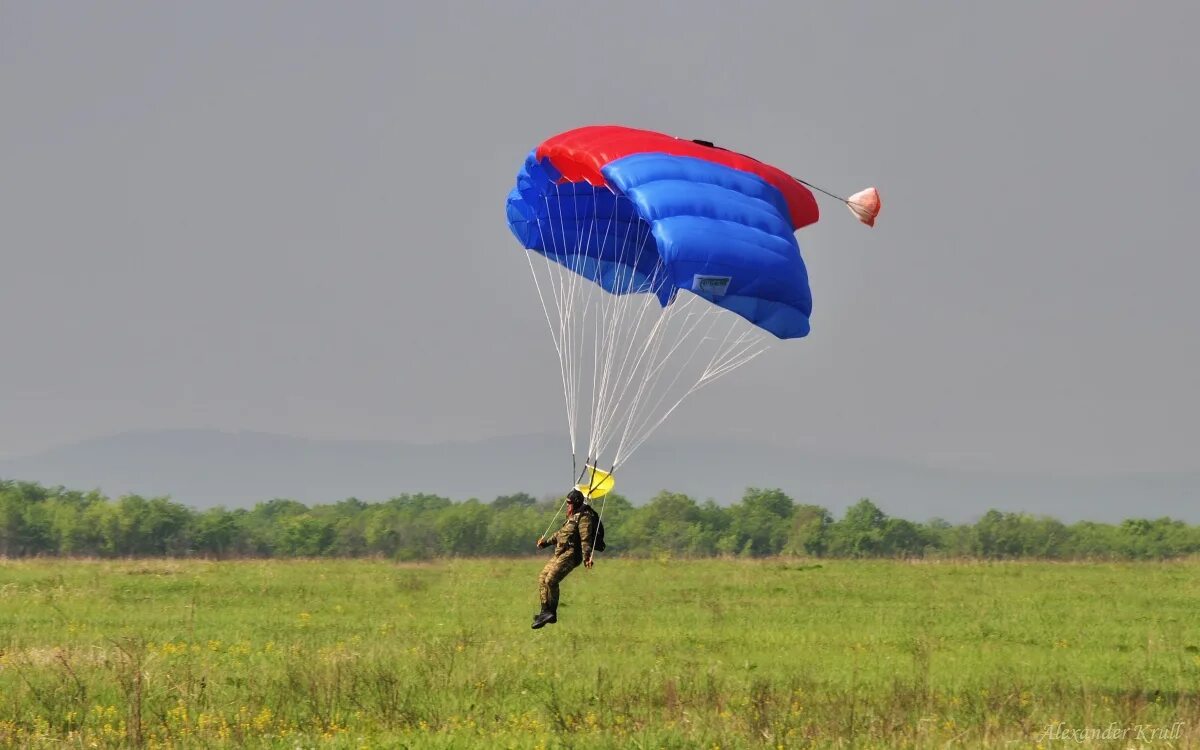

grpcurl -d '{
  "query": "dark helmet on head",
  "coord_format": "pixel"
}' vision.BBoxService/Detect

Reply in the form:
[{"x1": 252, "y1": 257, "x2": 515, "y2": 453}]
[{"x1": 566, "y1": 489, "x2": 586, "y2": 505}]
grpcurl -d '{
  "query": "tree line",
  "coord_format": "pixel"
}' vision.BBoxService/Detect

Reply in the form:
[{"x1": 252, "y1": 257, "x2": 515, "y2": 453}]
[{"x1": 1, "y1": 479, "x2": 1198, "y2": 560}]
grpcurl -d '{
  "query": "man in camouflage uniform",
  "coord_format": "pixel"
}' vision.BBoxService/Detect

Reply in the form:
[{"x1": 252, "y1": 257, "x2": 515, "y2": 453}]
[{"x1": 532, "y1": 489, "x2": 595, "y2": 629}]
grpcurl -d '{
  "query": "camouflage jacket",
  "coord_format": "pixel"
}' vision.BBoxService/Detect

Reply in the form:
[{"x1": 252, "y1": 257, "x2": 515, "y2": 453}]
[{"x1": 544, "y1": 505, "x2": 595, "y2": 562}]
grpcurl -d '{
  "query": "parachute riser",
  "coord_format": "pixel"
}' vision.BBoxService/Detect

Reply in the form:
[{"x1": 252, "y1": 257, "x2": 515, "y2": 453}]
[{"x1": 792, "y1": 177, "x2": 848, "y2": 204}]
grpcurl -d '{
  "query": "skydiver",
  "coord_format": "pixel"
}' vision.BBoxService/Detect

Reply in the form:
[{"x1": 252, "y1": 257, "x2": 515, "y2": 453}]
[{"x1": 532, "y1": 489, "x2": 596, "y2": 629}]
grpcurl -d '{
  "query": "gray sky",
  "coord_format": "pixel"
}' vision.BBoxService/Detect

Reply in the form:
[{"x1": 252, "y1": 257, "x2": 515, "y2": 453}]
[{"x1": 3, "y1": 1, "x2": 1197, "y2": 475}]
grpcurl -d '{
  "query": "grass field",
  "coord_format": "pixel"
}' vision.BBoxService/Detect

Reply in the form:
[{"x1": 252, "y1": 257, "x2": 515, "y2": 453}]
[{"x1": 1, "y1": 558, "x2": 1198, "y2": 748}]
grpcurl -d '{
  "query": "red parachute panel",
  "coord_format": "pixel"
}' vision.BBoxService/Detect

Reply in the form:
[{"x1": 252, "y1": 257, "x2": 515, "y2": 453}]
[{"x1": 536, "y1": 125, "x2": 820, "y2": 230}]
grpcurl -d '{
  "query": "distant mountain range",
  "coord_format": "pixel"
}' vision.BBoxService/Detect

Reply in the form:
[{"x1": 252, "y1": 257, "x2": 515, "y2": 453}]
[{"x1": 2, "y1": 430, "x2": 1197, "y2": 523}]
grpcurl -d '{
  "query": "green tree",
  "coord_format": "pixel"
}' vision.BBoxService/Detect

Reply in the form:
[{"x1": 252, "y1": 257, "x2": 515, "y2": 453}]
[
  {"x1": 437, "y1": 500, "x2": 490, "y2": 556},
  {"x1": 110, "y1": 495, "x2": 192, "y2": 555},
  {"x1": 492, "y1": 492, "x2": 536, "y2": 510},
  {"x1": 826, "y1": 499, "x2": 887, "y2": 557},
  {"x1": 622, "y1": 491, "x2": 704, "y2": 555},
  {"x1": 278, "y1": 514, "x2": 335, "y2": 556},
  {"x1": 880, "y1": 518, "x2": 927, "y2": 557},
  {"x1": 727, "y1": 488, "x2": 795, "y2": 556},
  {"x1": 782, "y1": 504, "x2": 832, "y2": 556},
  {"x1": 191, "y1": 507, "x2": 243, "y2": 558}
]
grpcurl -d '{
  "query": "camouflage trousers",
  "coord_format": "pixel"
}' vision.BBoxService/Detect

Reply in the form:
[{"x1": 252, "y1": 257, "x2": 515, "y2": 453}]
[{"x1": 537, "y1": 553, "x2": 579, "y2": 613}]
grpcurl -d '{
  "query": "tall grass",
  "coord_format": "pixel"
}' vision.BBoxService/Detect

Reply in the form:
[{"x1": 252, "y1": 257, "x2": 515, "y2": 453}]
[{"x1": 1, "y1": 558, "x2": 1197, "y2": 748}]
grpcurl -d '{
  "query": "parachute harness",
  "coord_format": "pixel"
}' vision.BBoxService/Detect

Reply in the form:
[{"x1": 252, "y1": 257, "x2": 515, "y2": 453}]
[{"x1": 540, "y1": 462, "x2": 613, "y2": 564}]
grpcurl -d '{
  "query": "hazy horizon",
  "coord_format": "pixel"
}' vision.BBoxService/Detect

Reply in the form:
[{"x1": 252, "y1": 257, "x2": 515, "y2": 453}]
[{"x1": 3, "y1": 427, "x2": 1198, "y2": 524}]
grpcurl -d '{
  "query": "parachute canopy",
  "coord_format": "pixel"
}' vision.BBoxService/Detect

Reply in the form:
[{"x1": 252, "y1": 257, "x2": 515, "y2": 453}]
[
  {"x1": 505, "y1": 124, "x2": 880, "y2": 478},
  {"x1": 507, "y1": 125, "x2": 820, "y2": 339}
]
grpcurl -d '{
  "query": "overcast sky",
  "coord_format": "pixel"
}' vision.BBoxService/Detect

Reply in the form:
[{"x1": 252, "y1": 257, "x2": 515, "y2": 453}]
[{"x1": 3, "y1": 1, "x2": 1197, "y2": 475}]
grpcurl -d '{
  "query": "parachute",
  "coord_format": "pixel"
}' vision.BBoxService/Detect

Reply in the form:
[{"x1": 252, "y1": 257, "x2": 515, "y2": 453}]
[{"x1": 506, "y1": 125, "x2": 878, "y2": 495}]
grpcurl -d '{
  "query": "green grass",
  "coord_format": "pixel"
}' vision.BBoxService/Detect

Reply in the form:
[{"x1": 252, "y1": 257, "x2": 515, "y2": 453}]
[{"x1": 1, "y1": 558, "x2": 1198, "y2": 748}]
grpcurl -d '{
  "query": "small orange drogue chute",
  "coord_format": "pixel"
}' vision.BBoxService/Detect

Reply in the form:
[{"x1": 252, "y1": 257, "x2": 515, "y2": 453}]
[{"x1": 846, "y1": 187, "x2": 881, "y2": 227}]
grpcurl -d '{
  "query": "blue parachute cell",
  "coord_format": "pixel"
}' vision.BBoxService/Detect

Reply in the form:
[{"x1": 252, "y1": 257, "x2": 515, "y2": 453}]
[{"x1": 506, "y1": 149, "x2": 813, "y2": 339}]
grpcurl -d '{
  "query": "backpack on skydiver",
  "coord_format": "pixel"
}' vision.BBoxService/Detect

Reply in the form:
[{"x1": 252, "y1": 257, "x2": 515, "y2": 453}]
[{"x1": 582, "y1": 504, "x2": 606, "y2": 552}]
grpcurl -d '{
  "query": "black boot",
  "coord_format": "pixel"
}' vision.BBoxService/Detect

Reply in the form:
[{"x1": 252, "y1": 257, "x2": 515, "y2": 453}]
[{"x1": 531, "y1": 609, "x2": 556, "y2": 629}]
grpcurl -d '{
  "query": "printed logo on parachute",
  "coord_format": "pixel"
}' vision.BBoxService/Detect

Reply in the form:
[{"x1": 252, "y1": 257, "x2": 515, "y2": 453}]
[{"x1": 691, "y1": 274, "x2": 732, "y2": 297}]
